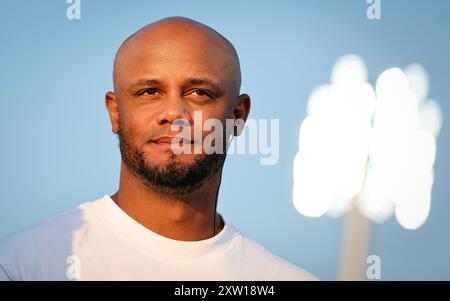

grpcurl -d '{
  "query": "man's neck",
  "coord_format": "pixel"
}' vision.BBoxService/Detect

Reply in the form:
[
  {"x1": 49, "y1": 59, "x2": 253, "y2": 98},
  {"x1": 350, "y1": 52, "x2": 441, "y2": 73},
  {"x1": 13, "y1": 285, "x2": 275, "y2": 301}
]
[{"x1": 110, "y1": 162, "x2": 224, "y2": 241}]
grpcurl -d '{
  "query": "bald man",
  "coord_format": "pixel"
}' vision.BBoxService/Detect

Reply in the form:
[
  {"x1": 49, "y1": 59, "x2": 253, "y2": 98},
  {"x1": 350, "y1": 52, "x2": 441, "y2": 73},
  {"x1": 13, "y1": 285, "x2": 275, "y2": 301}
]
[{"x1": 0, "y1": 17, "x2": 317, "y2": 281}]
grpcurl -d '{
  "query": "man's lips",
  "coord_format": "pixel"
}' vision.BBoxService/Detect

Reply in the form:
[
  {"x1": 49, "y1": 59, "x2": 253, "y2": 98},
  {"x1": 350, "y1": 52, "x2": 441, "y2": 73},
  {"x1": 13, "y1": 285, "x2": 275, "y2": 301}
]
[{"x1": 150, "y1": 136, "x2": 194, "y2": 145}]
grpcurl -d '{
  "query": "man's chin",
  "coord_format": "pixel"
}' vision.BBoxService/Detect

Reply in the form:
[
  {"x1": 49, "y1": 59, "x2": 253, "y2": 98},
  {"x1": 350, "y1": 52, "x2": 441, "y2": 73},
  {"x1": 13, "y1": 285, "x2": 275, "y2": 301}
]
[{"x1": 144, "y1": 151, "x2": 205, "y2": 166}]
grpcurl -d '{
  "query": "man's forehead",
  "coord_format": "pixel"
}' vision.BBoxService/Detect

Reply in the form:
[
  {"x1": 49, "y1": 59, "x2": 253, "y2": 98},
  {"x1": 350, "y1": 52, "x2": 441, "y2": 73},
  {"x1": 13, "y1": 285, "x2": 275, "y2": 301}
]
[
  {"x1": 116, "y1": 46, "x2": 233, "y2": 91},
  {"x1": 113, "y1": 17, "x2": 241, "y2": 93},
  {"x1": 121, "y1": 39, "x2": 231, "y2": 69}
]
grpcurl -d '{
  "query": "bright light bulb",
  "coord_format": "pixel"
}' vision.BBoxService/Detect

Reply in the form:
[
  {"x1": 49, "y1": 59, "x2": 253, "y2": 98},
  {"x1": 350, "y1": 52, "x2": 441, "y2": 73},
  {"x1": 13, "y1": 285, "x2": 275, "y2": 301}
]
[
  {"x1": 331, "y1": 54, "x2": 368, "y2": 84},
  {"x1": 404, "y1": 63, "x2": 429, "y2": 103},
  {"x1": 294, "y1": 56, "x2": 441, "y2": 230}
]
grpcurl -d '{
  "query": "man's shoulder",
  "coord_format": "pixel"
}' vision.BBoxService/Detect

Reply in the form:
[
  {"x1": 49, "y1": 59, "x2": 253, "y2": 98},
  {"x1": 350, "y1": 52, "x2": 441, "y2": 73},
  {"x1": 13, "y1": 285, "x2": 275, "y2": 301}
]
[
  {"x1": 229, "y1": 225, "x2": 318, "y2": 281},
  {"x1": 0, "y1": 202, "x2": 90, "y2": 261},
  {"x1": 2, "y1": 203, "x2": 88, "y2": 242},
  {"x1": 0, "y1": 201, "x2": 95, "y2": 280}
]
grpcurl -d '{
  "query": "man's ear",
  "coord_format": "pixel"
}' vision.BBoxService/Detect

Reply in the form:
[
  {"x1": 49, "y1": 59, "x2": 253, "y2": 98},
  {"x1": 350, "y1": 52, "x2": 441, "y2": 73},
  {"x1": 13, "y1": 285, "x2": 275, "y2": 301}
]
[
  {"x1": 233, "y1": 93, "x2": 251, "y2": 136},
  {"x1": 105, "y1": 91, "x2": 120, "y2": 134}
]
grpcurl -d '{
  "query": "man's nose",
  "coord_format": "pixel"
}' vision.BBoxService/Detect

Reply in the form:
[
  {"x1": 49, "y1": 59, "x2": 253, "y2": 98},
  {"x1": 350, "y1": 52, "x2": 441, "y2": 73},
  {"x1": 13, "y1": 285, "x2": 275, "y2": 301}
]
[{"x1": 156, "y1": 94, "x2": 192, "y2": 126}]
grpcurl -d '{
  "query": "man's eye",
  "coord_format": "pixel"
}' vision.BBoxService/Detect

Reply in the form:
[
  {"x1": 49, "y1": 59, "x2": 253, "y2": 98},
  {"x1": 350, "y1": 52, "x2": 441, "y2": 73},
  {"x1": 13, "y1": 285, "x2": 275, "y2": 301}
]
[
  {"x1": 140, "y1": 88, "x2": 158, "y2": 96},
  {"x1": 192, "y1": 89, "x2": 213, "y2": 98}
]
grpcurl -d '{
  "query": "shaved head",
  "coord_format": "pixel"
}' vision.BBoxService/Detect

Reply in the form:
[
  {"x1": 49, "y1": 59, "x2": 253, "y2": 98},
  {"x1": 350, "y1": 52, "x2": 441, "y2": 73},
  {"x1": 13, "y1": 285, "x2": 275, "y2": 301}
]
[
  {"x1": 105, "y1": 16, "x2": 250, "y2": 194},
  {"x1": 113, "y1": 16, "x2": 242, "y2": 96}
]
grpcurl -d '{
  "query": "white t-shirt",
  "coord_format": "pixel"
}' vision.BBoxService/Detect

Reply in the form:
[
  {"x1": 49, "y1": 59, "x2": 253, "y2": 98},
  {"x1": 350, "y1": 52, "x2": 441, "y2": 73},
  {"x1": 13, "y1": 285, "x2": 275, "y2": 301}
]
[{"x1": 0, "y1": 195, "x2": 317, "y2": 281}]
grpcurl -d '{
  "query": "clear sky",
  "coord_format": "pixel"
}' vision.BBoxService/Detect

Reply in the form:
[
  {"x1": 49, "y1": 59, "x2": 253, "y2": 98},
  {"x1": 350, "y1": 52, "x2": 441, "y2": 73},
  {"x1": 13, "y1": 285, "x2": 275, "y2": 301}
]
[{"x1": 0, "y1": 0, "x2": 449, "y2": 280}]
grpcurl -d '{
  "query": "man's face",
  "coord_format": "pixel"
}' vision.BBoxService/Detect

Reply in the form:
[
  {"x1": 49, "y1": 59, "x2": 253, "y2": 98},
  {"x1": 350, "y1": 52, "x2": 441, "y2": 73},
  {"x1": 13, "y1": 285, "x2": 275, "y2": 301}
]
[{"x1": 107, "y1": 27, "x2": 239, "y2": 194}]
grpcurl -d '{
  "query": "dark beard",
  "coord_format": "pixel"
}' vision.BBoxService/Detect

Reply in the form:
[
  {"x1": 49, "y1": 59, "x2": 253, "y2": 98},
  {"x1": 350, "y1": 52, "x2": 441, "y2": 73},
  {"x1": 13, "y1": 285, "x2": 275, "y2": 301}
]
[{"x1": 117, "y1": 125, "x2": 226, "y2": 195}]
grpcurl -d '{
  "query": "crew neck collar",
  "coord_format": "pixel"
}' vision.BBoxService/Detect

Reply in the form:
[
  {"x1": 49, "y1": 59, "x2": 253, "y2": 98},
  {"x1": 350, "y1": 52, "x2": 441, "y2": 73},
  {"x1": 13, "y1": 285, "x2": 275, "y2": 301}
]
[{"x1": 86, "y1": 195, "x2": 239, "y2": 264}]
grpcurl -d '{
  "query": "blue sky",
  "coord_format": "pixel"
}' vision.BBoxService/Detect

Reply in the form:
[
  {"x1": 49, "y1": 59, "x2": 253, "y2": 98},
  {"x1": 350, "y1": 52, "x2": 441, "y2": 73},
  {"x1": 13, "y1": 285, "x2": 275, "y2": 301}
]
[{"x1": 0, "y1": 0, "x2": 449, "y2": 280}]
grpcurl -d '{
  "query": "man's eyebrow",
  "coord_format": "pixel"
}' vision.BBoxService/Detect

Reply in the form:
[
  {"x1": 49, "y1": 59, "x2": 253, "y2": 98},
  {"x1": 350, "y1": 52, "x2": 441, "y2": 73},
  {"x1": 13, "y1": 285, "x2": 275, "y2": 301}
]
[
  {"x1": 128, "y1": 79, "x2": 162, "y2": 90},
  {"x1": 187, "y1": 78, "x2": 223, "y2": 93},
  {"x1": 127, "y1": 78, "x2": 224, "y2": 94}
]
